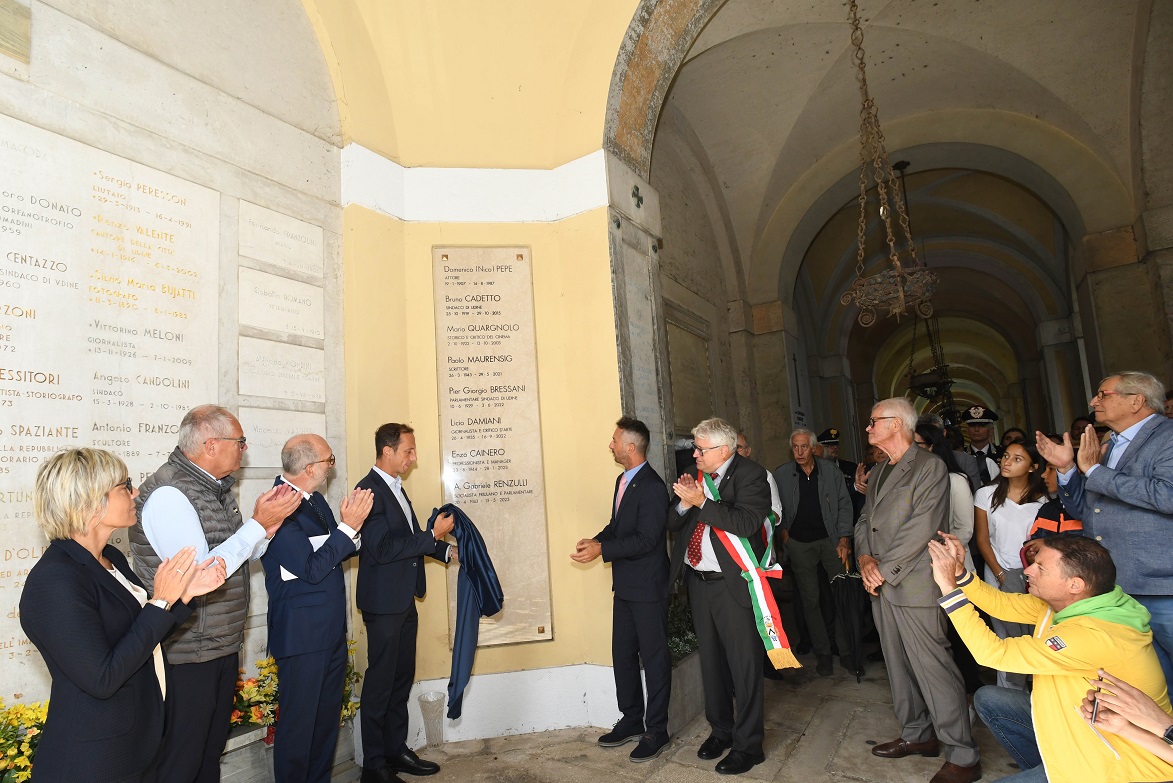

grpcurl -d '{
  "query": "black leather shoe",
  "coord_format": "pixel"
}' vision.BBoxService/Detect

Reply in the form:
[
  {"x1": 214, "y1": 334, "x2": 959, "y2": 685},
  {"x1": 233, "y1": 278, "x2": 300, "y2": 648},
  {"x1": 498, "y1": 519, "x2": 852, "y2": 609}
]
[
  {"x1": 360, "y1": 767, "x2": 404, "y2": 783},
  {"x1": 763, "y1": 666, "x2": 785, "y2": 681},
  {"x1": 816, "y1": 654, "x2": 834, "y2": 677},
  {"x1": 871, "y1": 737, "x2": 940, "y2": 758},
  {"x1": 715, "y1": 749, "x2": 766, "y2": 775},
  {"x1": 697, "y1": 734, "x2": 732, "y2": 760},
  {"x1": 389, "y1": 749, "x2": 440, "y2": 776}
]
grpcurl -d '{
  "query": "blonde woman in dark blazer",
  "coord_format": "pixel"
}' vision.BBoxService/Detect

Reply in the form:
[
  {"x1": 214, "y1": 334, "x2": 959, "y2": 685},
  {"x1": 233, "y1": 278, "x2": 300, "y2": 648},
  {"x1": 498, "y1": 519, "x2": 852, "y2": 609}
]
[{"x1": 19, "y1": 448, "x2": 225, "y2": 783}]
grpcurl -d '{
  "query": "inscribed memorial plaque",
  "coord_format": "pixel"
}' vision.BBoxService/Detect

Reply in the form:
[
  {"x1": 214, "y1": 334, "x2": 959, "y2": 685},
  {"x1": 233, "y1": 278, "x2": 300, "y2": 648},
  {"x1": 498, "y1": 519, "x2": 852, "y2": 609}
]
[
  {"x1": 433, "y1": 246, "x2": 551, "y2": 646},
  {"x1": 238, "y1": 267, "x2": 324, "y2": 339},
  {"x1": 238, "y1": 336, "x2": 326, "y2": 403},
  {"x1": 0, "y1": 112, "x2": 219, "y2": 702},
  {"x1": 239, "y1": 406, "x2": 328, "y2": 468},
  {"x1": 238, "y1": 201, "x2": 324, "y2": 277}
]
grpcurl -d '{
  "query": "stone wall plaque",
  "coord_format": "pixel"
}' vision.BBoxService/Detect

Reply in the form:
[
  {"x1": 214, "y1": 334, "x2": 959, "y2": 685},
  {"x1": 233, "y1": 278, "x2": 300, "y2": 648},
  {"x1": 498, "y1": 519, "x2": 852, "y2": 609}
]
[
  {"x1": 238, "y1": 201, "x2": 324, "y2": 278},
  {"x1": 238, "y1": 336, "x2": 325, "y2": 402},
  {"x1": 238, "y1": 267, "x2": 324, "y2": 339},
  {"x1": 433, "y1": 246, "x2": 551, "y2": 646},
  {"x1": 666, "y1": 320, "x2": 713, "y2": 433},
  {"x1": 0, "y1": 112, "x2": 219, "y2": 702},
  {"x1": 239, "y1": 406, "x2": 328, "y2": 468}
]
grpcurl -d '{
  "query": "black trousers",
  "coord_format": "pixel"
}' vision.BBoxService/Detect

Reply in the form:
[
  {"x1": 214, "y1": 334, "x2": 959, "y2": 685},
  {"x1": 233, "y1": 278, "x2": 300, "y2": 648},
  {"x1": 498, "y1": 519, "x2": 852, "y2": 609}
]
[
  {"x1": 158, "y1": 652, "x2": 238, "y2": 783},
  {"x1": 687, "y1": 571, "x2": 764, "y2": 755},
  {"x1": 274, "y1": 636, "x2": 348, "y2": 783},
  {"x1": 361, "y1": 607, "x2": 418, "y2": 769},
  {"x1": 612, "y1": 596, "x2": 672, "y2": 738}
]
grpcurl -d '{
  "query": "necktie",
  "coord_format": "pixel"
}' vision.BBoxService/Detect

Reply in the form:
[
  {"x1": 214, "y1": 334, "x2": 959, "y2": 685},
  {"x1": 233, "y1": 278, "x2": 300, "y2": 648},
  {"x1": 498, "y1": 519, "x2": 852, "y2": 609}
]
[
  {"x1": 615, "y1": 473, "x2": 628, "y2": 512},
  {"x1": 686, "y1": 473, "x2": 719, "y2": 567}
]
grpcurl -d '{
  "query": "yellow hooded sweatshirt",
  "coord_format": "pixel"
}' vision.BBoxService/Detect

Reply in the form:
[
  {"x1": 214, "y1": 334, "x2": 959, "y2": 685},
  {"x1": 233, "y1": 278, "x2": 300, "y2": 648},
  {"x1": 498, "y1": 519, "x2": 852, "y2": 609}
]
[{"x1": 939, "y1": 571, "x2": 1173, "y2": 783}]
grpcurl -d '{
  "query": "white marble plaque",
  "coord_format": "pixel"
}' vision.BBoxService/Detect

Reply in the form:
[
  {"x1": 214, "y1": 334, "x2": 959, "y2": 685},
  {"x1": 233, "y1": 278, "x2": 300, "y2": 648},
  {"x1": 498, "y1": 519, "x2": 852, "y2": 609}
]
[
  {"x1": 239, "y1": 406, "x2": 328, "y2": 468},
  {"x1": 433, "y1": 246, "x2": 551, "y2": 646},
  {"x1": 238, "y1": 336, "x2": 326, "y2": 402},
  {"x1": 238, "y1": 201, "x2": 324, "y2": 277},
  {"x1": 0, "y1": 112, "x2": 219, "y2": 703},
  {"x1": 238, "y1": 267, "x2": 324, "y2": 339}
]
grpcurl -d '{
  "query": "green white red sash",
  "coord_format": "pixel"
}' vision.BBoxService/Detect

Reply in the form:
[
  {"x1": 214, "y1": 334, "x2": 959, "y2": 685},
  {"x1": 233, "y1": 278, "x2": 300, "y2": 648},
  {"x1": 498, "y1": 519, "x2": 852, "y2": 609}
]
[{"x1": 701, "y1": 472, "x2": 800, "y2": 670}]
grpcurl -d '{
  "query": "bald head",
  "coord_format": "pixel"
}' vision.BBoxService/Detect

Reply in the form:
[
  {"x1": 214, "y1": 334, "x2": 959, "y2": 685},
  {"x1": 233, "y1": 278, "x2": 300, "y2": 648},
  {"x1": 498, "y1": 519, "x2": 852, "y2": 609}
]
[{"x1": 281, "y1": 434, "x2": 333, "y2": 492}]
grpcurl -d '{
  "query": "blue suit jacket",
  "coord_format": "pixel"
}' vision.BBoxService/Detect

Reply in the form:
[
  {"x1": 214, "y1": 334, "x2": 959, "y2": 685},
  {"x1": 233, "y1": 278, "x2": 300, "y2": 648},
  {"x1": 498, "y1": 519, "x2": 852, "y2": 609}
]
[
  {"x1": 1058, "y1": 415, "x2": 1173, "y2": 595},
  {"x1": 260, "y1": 480, "x2": 357, "y2": 658},
  {"x1": 354, "y1": 468, "x2": 448, "y2": 615},
  {"x1": 20, "y1": 539, "x2": 193, "y2": 782}
]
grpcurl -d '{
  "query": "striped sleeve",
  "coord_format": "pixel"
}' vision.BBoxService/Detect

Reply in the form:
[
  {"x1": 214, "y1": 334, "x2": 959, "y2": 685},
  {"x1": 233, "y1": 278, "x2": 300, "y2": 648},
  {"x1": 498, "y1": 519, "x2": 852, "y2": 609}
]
[{"x1": 937, "y1": 570, "x2": 976, "y2": 614}]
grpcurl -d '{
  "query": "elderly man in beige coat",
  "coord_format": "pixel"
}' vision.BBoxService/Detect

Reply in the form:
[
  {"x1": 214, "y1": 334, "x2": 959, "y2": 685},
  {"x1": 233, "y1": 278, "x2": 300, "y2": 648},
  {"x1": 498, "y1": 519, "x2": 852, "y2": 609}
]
[{"x1": 855, "y1": 397, "x2": 980, "y2": 783}]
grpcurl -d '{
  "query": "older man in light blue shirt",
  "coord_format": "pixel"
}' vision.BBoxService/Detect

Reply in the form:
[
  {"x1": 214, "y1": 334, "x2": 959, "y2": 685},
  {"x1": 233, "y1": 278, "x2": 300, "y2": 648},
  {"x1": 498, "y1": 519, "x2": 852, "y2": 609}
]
[{"x1": 1037, "y1": 370, "x2": 1173, "y2": 686}]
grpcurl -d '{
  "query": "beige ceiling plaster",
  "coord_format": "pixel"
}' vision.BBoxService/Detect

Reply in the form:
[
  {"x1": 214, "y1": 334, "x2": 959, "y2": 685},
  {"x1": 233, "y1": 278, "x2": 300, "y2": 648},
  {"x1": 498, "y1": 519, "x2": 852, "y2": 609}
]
[{"x1": 753, "y1": 109, "x2": 1132, "y2": 306}]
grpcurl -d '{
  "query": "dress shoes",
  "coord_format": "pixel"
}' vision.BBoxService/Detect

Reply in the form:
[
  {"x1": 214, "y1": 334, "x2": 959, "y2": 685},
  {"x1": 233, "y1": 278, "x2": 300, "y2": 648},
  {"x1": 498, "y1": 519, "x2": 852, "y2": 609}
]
[
  {"x1": 389, "y1": 749, "x2": 440, "y2": 776},
  {"x1": 763, "y1": 665, "x2": 786, "y2": 681},
  {"x1": 816, "y1": 654, "x2": 834, "y2": 677},
  {"x1": 715, "y1": 749, "x2": 766, "y2": 775},
  {"x1": 697, "y1": 734, "x2": 733, "y2": 760},
  {"x1": 929, "y1": 760, "x2": 982, "y2": 783},
  {"x1": 598, "y1": 721, "x2": 644, "y2": 747},
  {"x1": 867, "y1": 648, "x2": 885, "y2": 662},
  {"x1": 871, "y1": 737, "x2": 940, "y2": 759},
  {"x1": 360, "y1": 767, "x2": 404, "y2": 783},
  {"x1": 629, "y1": 733, "x2": 670, "y2": 762}
]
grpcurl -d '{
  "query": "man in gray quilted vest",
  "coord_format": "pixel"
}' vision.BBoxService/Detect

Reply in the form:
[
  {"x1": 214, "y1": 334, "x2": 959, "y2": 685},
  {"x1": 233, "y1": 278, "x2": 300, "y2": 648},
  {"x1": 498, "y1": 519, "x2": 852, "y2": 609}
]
[{"x1": 130, "y1": 404, "x2": 301, "y2": 782}]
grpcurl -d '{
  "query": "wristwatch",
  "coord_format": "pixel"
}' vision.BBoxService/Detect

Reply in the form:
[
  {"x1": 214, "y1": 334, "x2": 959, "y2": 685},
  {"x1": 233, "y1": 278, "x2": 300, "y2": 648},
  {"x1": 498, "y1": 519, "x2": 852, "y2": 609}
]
[
  {"x1": 1162, "y1": 724, "x2": 1173, "y2": 745},
  {"x1": 149, "y1": 598, "x2": 170, "y2": 611}
]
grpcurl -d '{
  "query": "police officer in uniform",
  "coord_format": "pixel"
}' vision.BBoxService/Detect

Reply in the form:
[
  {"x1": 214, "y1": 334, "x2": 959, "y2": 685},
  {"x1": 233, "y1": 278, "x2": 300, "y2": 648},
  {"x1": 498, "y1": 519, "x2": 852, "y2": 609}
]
[{"x1": 960, "y1": 406, "x2": 1002, "y2": 486}]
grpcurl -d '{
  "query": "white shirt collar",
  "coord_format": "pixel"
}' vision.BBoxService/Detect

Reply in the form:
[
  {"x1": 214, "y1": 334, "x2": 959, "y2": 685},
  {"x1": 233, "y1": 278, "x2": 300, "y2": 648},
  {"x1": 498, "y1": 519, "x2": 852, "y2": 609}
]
[
  {"x1": 279, "y1": 476, "x2": 312, "y2": 500},
  {"x1": 372, "y1": 464, "x2": 402, "y2": 490}
]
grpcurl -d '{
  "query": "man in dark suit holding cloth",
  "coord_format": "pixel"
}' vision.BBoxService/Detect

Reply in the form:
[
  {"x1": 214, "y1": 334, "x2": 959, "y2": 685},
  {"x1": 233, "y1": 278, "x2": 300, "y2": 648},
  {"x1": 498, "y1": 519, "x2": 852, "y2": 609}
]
[
  {"x1": 572, "y1": 416, "x2": 671, "y2": 762},
  {"x1": 669, "y1": 416, "x2": 772, "y2": 776},
  {"x1": 355, "y1": 423, "x2": 456, "y2": 783},
  {"x1": 262, "y1": 434, "x2": 373, "y2": 783}
]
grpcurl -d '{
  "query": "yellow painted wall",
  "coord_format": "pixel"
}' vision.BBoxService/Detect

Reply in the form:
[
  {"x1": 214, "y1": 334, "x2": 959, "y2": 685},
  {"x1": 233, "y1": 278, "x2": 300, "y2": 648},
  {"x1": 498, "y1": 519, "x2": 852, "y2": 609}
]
[
  {"x1": 302, "y1": 0, "x2": 638, "y2": 168},
  {"x1": 343, "y1": 204, "x2": 625, "y2": 679}
]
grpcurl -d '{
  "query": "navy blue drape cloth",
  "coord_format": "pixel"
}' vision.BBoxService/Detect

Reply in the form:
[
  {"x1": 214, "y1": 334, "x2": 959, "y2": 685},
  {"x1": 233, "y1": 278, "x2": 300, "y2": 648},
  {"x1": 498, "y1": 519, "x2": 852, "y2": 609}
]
[{"x1": 428, "y1": 503, "x2": 503, "y2": 718}]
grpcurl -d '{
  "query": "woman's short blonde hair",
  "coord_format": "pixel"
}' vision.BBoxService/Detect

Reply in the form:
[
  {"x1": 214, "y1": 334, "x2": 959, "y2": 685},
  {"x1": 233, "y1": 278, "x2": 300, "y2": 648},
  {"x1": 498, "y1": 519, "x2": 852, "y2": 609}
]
[{"x1": 34, "y1": 448, "x2": 127, "y2": 541}]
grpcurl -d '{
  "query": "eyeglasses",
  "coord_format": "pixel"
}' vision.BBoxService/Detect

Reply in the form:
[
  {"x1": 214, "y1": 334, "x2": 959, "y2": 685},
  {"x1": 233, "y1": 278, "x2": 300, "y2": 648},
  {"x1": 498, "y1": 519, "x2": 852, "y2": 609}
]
[
  {"x1": 206, "y1": 436, "x2": 247, "y2": 450},
  {"x1": 112, "y1": 477, "x2": 133, "y2": 493},
  {"x1": 1092, "y1": 389, "x2": 1131, "y2": 402},
  {"x1": 868, "y1": 416, "x2": 897, "y2": 427},
  {"x1": 309, "y1": 454, "x2": 336, "y2": 467},
  {"x1": 693, "y1": 444, "x2": 726, "y2": 456}
]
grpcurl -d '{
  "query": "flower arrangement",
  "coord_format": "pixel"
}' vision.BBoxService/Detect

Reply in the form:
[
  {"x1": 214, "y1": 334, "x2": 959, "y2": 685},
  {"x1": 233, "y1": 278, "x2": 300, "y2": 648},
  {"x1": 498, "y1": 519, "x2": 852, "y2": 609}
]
[
  {"x1": 0, "y1": 698, "x2": 47, "y2": 783},
  {"x1": 231, "y1": 640, "x2": 362, "y2": 733}
]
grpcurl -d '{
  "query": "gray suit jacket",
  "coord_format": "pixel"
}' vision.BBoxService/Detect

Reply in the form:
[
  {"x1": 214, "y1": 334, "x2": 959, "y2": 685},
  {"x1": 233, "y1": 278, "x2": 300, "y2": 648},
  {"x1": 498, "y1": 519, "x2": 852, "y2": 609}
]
[
  {"x1": 854, "y1": 444, "x2": 949, "y2": 607},
  {"x1": 1058, "y1": 414, "x2": 1173, "y2": 595},
  {"x1": 772, "y1": 457, "x2": 854, "y2": 540}
]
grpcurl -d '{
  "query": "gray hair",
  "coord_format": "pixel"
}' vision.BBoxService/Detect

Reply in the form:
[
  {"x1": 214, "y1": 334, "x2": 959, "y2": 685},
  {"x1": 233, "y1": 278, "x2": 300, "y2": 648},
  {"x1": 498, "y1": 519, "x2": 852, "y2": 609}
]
[
  {"x1": 917, "y1": 412, "x2": 943, "y2": 429},
  {"x1": 281, "y1": 434, "x2": 322, "y2": 474},
  {"x1": 692, "y1": 417, "x2": 738, "y2": 452},
  {"x1": 1104, "y1": 371, "x2": 1164, "y2": 413},
  {"x1": 789, "y1": 427, "x2": 817, "y2": 445},
  {"x1": 34, "y1": 448, "x2": 127, "y2": 541},
  {"x1": 875, "y1": 397, "x2": 918, "y2": 435},
  {"x1": 177, "y1": 404, "x2": 239, "y2": 456}
]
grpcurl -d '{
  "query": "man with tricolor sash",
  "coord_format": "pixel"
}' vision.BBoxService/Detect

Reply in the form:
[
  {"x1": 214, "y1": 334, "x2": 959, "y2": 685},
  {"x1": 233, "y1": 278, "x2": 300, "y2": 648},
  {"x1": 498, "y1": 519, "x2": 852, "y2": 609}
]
[{"x1": 668, "y1": 417, "x2": 798, "y2": 776}]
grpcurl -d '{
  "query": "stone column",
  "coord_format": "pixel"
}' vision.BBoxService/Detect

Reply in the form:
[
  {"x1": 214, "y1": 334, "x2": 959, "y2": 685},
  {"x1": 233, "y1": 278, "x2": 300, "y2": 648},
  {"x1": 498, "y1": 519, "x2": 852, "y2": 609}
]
[
  {"x1": 605, "y1": 152, "x2": 673, "y2": 478},
  {"x1": 1037, "y1": 317, "x2": 1086, "y2": 432},
  {"x1": 1075, "y1": 226, "x2": 1173, "y2": 384}
]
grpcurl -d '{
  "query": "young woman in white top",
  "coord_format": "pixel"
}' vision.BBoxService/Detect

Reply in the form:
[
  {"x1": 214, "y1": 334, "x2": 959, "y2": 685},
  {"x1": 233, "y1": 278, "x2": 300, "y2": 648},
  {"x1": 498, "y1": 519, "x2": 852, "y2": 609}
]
[{"x1": 974, "y1": 441, "x2": 1048, "y2": 689}]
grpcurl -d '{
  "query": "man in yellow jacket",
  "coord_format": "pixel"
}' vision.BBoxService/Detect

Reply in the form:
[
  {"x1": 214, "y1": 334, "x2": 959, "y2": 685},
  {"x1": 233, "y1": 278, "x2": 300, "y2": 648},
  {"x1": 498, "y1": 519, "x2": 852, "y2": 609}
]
[{"x1": 928, "y1": 533, "x2": 1173, "y2": 783}]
